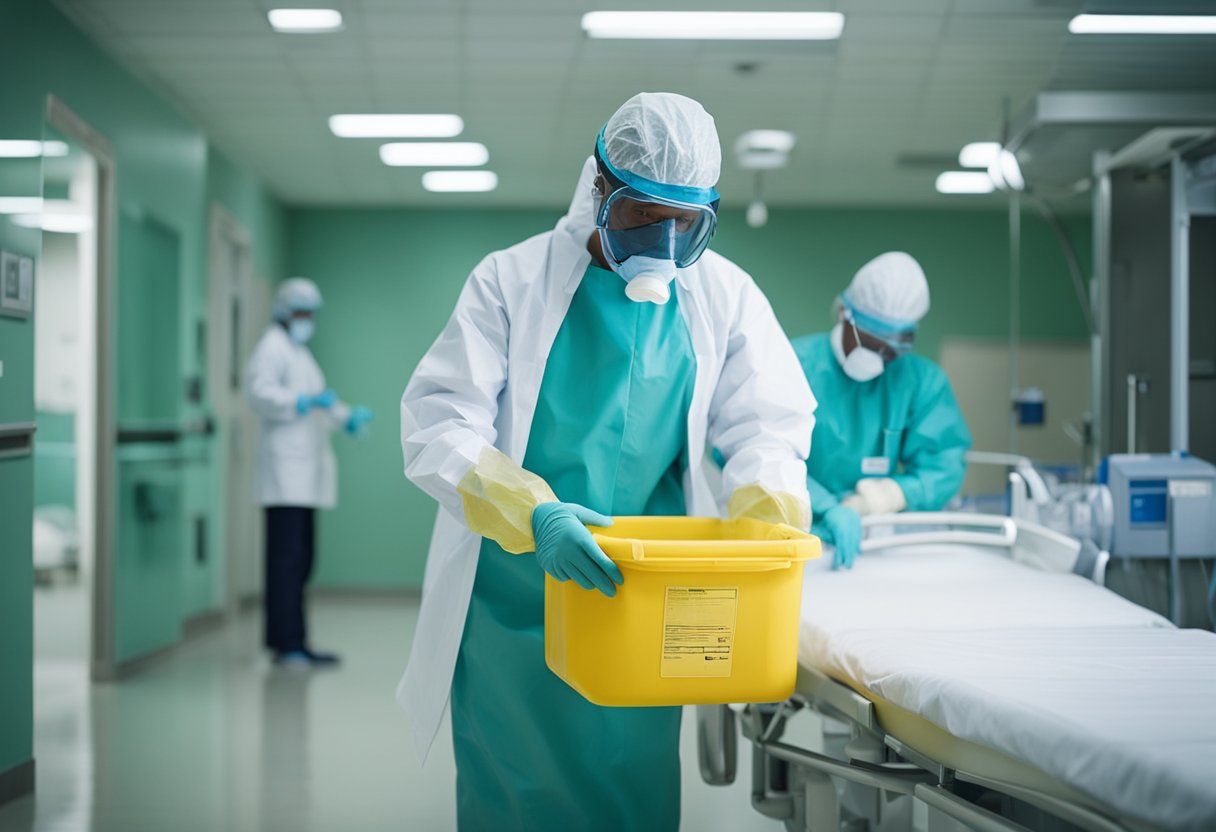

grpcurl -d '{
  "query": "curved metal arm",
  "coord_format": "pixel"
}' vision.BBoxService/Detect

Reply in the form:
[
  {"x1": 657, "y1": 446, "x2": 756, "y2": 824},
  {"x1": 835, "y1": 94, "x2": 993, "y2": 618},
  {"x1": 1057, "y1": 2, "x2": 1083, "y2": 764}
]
[{"x1": 860, "y1": 512, "x2": 1018, "y2": 553}]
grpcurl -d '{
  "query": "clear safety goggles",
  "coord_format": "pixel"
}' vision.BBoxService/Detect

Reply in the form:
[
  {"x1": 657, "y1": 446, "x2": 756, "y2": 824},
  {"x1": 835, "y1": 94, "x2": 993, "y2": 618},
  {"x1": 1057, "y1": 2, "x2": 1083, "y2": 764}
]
[
  {"x1": 592, "y1": 128, "x2": 720, "y2": 269},
  {"x1": 595, "y1": 183, "x2": 718, "y2": 269}
]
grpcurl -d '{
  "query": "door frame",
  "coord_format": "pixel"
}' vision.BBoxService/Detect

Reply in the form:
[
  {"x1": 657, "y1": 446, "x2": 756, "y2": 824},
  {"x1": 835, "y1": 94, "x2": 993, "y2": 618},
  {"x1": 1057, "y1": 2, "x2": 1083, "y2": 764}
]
[
  {"x1": 44, "y1": 95, "x2": 119, "y2": 682},
  {"x1": 207, "y1": 204, "x2": 260, "y2": 618}
]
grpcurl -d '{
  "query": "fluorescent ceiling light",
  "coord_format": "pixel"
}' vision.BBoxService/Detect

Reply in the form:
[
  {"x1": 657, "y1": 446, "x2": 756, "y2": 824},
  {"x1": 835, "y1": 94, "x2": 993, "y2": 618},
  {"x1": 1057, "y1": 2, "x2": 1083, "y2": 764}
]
[
  {"x1": 268, "y1": 8, "x2": 343, "y2": 33},
  {"x1": 736, "y1": 130, "x2": 796, "y2": 170},
  {"x1": 958, "y1": 142, "x2": 1001, "y2": 169},
  {"x1": 422, "y1": 171, "x2": 499, "y2": 193},
  {"x1": 1069, "y1": 14, "x2": 1216, "y2": 35},
  {"x1": 0, "y1": 197, "x2": 45, "y2": 213},
  {"x1": 329, "y1": 114, "x2": 463, "y2": 138},
  {"x1": 988, "y1": 150, "x2": 1025, "y2": 192},
  {"x1": 380, "y1": 142, "x2": 489, "y2": 167},
  {"x1": 736, "y1": 130, "x2": 796, "y2": 154},
  {"x1": 13, "y1": 213, "x2": 93, "y2": 233},
  {"x1": 0, "y1": 140, "x2": 69, "y2": 158},
  {"x1": 0, "y1": 141, "x2": 42, "y2": 157},
  {"x1": 935, "y1": 171, "x2": 995, "y2": 195},
  {"x1": 581, "y1": 11, "x2": 844, "y2": 40}
]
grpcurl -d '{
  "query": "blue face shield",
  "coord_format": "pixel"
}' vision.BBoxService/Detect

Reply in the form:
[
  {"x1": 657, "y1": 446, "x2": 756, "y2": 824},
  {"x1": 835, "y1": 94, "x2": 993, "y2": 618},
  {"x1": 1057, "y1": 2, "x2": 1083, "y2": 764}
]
[
  {"x1": 839, "y1": 294, "x2": 917, "y2": 360},
  {"x1": 593, "y1": 129, "x2": 720, "y2": 271},
  {"x1": 595, "y1": 187, "x2": 717, "y2": 269}
]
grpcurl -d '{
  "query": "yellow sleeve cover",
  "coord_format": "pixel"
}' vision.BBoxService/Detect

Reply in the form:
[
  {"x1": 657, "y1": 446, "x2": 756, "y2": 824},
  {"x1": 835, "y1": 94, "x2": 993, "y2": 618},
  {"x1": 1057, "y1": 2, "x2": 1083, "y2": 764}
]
[
  {"x1": 728, "y1": 483, "x2": 811, "y2": 532},
  {"x1": 456, "y1": 446, "x2": 558, "y2": 554}
]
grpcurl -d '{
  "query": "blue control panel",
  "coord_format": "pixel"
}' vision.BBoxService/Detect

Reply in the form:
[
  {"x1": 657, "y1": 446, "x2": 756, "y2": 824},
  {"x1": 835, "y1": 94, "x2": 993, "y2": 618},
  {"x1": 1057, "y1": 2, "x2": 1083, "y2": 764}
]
[{"x1": 1128, "y1": 479, "x2": 1167, "y2": 525}]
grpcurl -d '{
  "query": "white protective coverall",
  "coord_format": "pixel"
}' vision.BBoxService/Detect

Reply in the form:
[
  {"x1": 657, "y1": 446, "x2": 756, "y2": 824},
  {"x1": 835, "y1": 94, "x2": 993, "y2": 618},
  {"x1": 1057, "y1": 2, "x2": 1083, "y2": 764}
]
[
  {"x1": 247, "y1": 324, "x2": 351, "y2": 508},
  {"x1": 397, "y1": 157, "x2": 816, "y2": 760}
]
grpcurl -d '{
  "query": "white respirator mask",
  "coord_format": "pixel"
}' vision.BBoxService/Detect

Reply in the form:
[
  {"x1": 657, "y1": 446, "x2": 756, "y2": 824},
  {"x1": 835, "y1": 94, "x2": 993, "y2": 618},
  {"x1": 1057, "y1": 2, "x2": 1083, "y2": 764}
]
[
  {"x1": 831, "y1": 321, "x2": 885, "y2": 383},
  {"x1": 287, "y1": 319, "x2": 315, "y2": 345},
  {"x1": 614, "y1": 256, "x2": 678, "y2": 304}
]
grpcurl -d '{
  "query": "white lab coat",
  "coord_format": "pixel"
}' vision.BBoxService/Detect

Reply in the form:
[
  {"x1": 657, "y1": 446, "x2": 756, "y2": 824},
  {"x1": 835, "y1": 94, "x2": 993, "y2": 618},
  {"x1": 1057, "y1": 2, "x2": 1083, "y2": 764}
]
[
  {"x1": 397, "y1": 158, "x2": 816, "y2": 761},
  {"x1": 246, "y1": 324, "x2": 350, "y2": 508}
]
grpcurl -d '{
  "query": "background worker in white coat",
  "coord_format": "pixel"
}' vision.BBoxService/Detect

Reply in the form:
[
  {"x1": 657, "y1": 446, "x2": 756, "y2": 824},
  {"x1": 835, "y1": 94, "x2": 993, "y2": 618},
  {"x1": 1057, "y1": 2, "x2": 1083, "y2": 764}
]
[
  {"x1": 247, "y1": 277, "x2": 373, "y2": 667},
  {"x1": 398, "y1": 92, "x2": 815, "y2": 831}
]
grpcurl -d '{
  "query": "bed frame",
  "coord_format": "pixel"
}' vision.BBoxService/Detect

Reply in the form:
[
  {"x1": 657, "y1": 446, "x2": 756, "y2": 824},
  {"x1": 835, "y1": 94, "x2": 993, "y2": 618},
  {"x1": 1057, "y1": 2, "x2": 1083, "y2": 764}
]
[{"x1": 696, "y1": 512, "x2": 1148, "y2": 832}]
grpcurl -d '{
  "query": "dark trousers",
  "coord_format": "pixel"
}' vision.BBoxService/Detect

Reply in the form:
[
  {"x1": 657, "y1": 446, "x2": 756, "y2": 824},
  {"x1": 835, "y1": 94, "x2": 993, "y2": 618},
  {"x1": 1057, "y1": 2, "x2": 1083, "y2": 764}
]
[{"x1": 264, "y1": 506, "x2": 316, "y2": 653}]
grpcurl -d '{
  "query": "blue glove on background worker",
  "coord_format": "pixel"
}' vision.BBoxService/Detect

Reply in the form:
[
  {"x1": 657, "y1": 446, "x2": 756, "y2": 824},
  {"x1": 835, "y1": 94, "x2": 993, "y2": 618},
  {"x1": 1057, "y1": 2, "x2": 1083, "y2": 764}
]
[
  {"x1": 531, "y1": 502, "x2": 622, "y2": 597},
  {"x1": 296, "y1": 388, "x2": 337, "y2": 414},
  {"x1": 816, "y1": 504, "x2": 863, "y2": 570},
  {"x1": 345, "y1": 406, "x2": 374, "y2": 437}
]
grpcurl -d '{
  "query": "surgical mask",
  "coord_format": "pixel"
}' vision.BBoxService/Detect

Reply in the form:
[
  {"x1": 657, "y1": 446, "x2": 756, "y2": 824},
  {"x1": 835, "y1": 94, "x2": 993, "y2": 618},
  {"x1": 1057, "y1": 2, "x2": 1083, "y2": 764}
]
[
  {"x1": 288, "y1": 319, "x2": 315, "y2": 344},
  {"x1": 831, "y1": 322, "x2": 885, "y2": 383}
]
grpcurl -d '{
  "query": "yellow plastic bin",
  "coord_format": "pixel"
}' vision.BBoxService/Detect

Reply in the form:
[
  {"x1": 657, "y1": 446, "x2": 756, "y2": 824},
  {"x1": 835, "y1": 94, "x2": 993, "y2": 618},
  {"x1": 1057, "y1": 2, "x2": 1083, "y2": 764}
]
[{"x1": 545, "y1": 516, "x2": 820, "y2": 707}]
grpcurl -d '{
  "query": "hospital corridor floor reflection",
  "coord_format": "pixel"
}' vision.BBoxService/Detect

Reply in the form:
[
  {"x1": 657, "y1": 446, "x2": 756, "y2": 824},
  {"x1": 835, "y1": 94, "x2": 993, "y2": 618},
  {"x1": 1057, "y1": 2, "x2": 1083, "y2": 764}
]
[{"x1": 0, "y1": 598, "x2": 781, "y2": 832}]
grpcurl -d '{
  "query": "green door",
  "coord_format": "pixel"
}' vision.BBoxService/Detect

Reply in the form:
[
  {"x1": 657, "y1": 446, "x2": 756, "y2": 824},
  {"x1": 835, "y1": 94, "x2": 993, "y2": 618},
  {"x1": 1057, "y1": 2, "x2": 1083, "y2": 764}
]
[
  {"x1": 0, "y1": 142, "x2": 40, "y2": 781},
  {"x1": 113, "y1": 208, "x2": 186, "y2": 664}
]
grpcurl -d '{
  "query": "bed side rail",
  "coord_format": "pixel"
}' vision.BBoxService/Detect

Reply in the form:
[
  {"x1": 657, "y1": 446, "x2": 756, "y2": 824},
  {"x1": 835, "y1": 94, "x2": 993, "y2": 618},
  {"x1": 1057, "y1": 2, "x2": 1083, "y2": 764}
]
[
  {"x1": 858, "y1": 511, "x2": 1086, "y2": 575},
  {"x1": 860, "y1": 512, "x2": 1016, "y2": 552}
]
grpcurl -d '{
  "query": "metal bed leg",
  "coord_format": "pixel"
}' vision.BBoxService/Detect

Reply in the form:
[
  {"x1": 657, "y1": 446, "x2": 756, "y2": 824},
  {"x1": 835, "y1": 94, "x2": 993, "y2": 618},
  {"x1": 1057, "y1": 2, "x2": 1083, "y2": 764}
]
[
  {"x1": 751, "y1": 733, "x2": 795, "y2": 820},
  {"x1": 800, "y1": 767, "x2": 840, "y2": 832},
  {"x1": 696, "y1": 704, "x2": 738, "y2": 786},
  {"x1": 744, "y1": 704, "x2": 796, "y2": 821}
]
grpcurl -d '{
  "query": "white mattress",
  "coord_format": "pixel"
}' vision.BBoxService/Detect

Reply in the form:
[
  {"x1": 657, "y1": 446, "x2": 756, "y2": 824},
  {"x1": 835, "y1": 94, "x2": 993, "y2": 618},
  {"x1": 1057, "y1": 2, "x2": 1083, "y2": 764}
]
[{"x1": 799, "y1": 544, "x2": 1216, "y2": 832}]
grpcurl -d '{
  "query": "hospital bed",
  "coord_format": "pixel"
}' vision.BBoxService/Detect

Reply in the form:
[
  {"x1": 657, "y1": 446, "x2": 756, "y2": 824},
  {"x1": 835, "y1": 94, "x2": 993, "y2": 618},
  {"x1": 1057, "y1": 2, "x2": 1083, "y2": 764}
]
[{"x1": 697, "y1": 512, "x2": 1216, "y2": 832}]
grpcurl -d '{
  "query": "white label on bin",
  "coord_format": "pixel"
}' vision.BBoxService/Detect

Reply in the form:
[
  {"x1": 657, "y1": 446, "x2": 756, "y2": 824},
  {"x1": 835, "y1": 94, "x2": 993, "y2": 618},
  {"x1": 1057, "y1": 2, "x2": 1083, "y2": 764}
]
[{"x1": 660, "y1": 587, "x2": 738, "y2": 679}]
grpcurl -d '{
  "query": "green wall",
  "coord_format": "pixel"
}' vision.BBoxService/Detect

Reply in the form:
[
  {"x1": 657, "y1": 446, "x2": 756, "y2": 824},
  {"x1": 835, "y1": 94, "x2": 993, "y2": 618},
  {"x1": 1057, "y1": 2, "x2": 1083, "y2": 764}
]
[
  {"x1": 0, "y1": 0, "x2": 285, "y2": 784},
  {"x1": 289, "y1": 204, "x2": 1091, "y2": 589},
  {"x1": 0, "y1": 0, "x2": 49, "y2": 783}
]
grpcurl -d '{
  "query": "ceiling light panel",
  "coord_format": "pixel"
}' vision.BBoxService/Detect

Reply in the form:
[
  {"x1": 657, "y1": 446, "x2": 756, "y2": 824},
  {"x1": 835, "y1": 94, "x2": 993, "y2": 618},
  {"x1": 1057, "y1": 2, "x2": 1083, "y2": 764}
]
[
  {"x1": 935, "y1": 171, "x2": 995, "y2": 194},
  {"x1": 329, "y1": 114, "x2": 464, "y2": 138},
  {"x1": 1069, "y1": 15, "x2": 1216, "y2": 35},
  {"x1": 581, "y1": 12, "x2": 845, "y2": 41},
  {"x1": 379, "y1": 142, "x2": 489, "y2": 166},
  {"x1": 422, "y1": 171, "x2": 499, "y2": 192},
  {"x1": 268, "y1": 9, "x2": 344, "y2": 33}
]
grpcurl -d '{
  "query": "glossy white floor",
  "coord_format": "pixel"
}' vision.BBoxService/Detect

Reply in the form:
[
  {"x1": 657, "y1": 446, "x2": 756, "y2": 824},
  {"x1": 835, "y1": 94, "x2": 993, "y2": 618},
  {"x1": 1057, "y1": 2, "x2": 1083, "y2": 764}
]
[{"x1": 1, "y1": 592, "x2": 790, "y2": 832}]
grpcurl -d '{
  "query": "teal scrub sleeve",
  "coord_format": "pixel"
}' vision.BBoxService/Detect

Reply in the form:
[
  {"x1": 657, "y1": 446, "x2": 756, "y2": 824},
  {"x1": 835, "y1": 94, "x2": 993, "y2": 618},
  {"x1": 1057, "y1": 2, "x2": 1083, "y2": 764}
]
[
  {"x1": 893, "y1": 365, "x2": 972, "y2": 511},
  {"x1": 807, "y1": 473, "x2": 840, "y2": 520}
]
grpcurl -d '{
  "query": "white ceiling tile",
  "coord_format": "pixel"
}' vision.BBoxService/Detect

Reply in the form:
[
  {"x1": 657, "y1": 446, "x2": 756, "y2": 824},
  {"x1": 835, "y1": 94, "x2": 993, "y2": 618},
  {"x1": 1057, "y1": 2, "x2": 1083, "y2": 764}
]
[
  {"x1": 842, "y1": 15, "x2": 944, "y2": 40},
  {"x1": 50, "y1": 0, "x2": 1216, "y2": 207}
]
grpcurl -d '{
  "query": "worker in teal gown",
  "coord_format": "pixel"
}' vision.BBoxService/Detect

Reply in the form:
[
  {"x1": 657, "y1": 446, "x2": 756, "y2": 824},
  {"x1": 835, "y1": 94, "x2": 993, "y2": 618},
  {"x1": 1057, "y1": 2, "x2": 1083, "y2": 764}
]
[
  {"x1": 451, "y1": 261, "x2": 693, "y2": 830},
  {"x1": 417, "y1": 93, "x2": 814, "y2": 832},
  {"x1": 792, "y1": 252, "x2": 972, "y2": 569}
]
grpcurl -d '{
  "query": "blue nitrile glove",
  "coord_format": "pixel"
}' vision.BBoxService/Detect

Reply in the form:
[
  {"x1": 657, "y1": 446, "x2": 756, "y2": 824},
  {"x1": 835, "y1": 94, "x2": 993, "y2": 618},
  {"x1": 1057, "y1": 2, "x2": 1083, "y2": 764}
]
[
  {"x1": 296, "y1": 389, "x2": 337, "y2": 414},
  {"x1": 531, "y1": 502, "x2": 622, "y2": 597},
  {"x1": 345, "y1": 406, "x2": 373, "y2": 437},
  {"x1": 819, "y1": 505, "x2": 863, "y2": 570}
]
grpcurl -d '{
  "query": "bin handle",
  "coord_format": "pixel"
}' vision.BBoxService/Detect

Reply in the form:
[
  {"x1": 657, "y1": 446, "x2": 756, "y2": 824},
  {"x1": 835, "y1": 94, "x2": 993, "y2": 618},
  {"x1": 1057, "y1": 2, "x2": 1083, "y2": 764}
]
[
  {"x1": 609, "y1": 539, "x2": 812, "y2": 566},
  {"x1": 613, "y1": 548, "x2": 811, "y2": 571},
  {"x1": 618, "y1": 558, "x2": 798, "y2": 573}
]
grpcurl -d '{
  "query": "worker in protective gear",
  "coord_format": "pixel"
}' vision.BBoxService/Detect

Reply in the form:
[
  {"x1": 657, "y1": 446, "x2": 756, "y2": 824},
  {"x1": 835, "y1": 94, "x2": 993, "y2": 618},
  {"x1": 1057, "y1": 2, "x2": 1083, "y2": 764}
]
[
  {"x1": 398, "y1": 92, "x2": 815, "y2": 832},
  {"x1": 246, "y1": 277, "x2": 374, "y2": 667},
  {"x1": 792, "y1": 252, "x2": 971, "y2": 570}
]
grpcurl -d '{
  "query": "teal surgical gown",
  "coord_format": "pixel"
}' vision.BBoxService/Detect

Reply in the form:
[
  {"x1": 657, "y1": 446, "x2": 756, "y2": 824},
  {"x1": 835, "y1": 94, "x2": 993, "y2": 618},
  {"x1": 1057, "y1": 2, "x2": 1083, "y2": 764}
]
[
  {"x1": 451, "y1": 263, "x2": 695, "y2": 832},
  {"x1": 792, "y1": 332, "x2": 971, "y2": 523}
]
